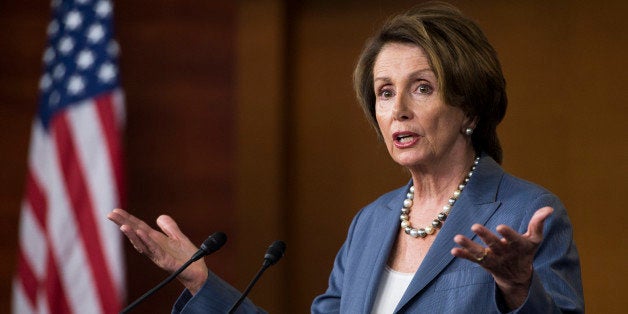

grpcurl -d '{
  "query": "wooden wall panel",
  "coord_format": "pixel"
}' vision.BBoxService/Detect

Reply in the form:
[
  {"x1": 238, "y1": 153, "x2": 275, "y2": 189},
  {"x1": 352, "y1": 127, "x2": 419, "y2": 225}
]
[
  {"x1": 115, "y1": 1, "x2": 237, "y2": 312},
  {"x1": 235, "y1": 0, "x2": 287, "y2": 312},
  {"x1": 0, "y1": 1, "x2": 49, "y2": 311},
  {"x1": 275, "y1": 0, "x2": 627, "y2": 312}
]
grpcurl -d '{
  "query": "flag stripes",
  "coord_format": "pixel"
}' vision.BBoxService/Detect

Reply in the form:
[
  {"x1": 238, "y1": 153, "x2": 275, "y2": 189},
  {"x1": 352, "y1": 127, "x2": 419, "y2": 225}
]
[
  {"x1": 14, "y1": 1, "x2": 125, "y2": 312},
  {"x1": 14, "y1": 93, "x2": 125, "y2": 313}
]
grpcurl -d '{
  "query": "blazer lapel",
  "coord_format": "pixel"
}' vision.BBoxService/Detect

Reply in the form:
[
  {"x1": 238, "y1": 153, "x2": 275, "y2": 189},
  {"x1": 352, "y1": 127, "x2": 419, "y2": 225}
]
[
  {"x1": 362, "y1": 183, "x2": 413, "y2": 312},
  {"x1": 394, "y1": 156, "x2": 505, "y2": 312}
]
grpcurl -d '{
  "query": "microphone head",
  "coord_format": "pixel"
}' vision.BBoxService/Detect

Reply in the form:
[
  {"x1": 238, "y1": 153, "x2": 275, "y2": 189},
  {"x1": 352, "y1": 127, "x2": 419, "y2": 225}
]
[
  {"x1": 200, "y1": 232, "x2": 227, "y2": 255},
  {"x1": 263, "y1": 240, "x2": 286, "y2": 267}
]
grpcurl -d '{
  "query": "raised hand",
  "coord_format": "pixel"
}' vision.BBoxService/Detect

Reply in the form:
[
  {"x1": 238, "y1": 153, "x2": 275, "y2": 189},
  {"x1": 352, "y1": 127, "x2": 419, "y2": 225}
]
[
  {"x1": 450, "y1": 206, "x2": 554, "y2": 310},
  {"x1": 107, "y1": 208, "x2": 209, "y2": 294}
]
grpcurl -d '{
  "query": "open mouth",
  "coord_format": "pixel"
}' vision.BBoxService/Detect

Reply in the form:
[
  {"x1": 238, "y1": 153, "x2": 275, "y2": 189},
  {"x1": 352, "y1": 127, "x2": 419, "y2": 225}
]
[
  {"x1": 396, "y1": 134, "x2": 414, "y2": 143},
  {"x1": 393, "y1": 132, "x2": 419, "y2": 147}
]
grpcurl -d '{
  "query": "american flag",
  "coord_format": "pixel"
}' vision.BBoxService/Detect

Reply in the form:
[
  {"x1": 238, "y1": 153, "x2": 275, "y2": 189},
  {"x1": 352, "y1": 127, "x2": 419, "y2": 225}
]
[{"x1": 13, "y1": 0, "x2": 125, "y2": 313}]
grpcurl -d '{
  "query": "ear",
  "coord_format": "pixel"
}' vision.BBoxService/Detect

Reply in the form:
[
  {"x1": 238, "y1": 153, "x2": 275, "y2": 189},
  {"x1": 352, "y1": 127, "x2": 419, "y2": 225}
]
[{"x1": 462, "y1": 114, "x2": 478, "y2": 132}]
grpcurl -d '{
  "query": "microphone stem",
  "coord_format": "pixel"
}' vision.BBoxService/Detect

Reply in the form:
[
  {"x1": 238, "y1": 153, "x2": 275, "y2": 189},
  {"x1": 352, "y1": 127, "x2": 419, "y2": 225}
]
[
  {"x1": 227, "y1": 264, "x2": 269, "y2": 314},
  {"x1": 120, "y1": 258, "x2": 195, "y2": 314}
]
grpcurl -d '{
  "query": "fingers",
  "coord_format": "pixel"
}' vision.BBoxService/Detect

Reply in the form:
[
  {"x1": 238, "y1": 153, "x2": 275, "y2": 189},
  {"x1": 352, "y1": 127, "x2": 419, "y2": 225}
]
[
  {"x1": 109, "y1": 209, "x2": 147, "y2": 252},
  {"x1": 526, "y1": 206, "x2": 553, "y2": 241},
  {"x1": 119, "y1": 224, "x2": 149, "y2": 254},
  {"x1": 107, "y1": 208, "x2": 129, "y2": 226},
  {"x1": 108, "y1": 208, "x2": 166, "y2": 257},
  {"x1": 135, "y1": 228, "x2": 166, "y2": 261},
  {"x1": 471, "y1": 224, "x2": 506, "y2": 254},
  {"x1": 156, "y1": 215, "x2": 185, "y2": 240},
  {"x1": 452, "y1": 207, "x2": 554, "y2": 266},
  {"x1": 496, "y1": 206, "x2": 553, "y2": 246},
  {"x1": 452, "y1": 234, "x2": 489, "y2": 262},
  {"x1": 108, "y1": 208, "x2": 151, "y2": 231},
  {"x1": 495, "y1": 224, "x2": 520, "y2": 245}
]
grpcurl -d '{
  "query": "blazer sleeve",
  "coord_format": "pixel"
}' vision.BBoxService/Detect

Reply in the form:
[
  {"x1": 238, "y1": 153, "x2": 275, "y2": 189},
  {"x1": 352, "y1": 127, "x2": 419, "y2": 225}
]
[
  {"x1": 311, "y1": 208, "x2": 364, "y2": 313},
  {"x1": 171, "y1": 271, "x2": 267, "y2": 314},
  {"x1": 503, "y1": 193, "x2": 584, "y2": 313}
]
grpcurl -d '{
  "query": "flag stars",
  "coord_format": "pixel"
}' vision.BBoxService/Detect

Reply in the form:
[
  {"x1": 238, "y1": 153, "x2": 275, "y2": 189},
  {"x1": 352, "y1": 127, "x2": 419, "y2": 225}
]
[
  {"x1": 53, "y1": 64, "x2": 66, "y2": 81},
  {"x1": 64, "y1": 10, "x2": 83, "y2": 31},
  {"x1": 96, "y1": 0, "x2": 113, "y2": 18},
  {"x1": 58, "y1": 36, "x2": 75, "y2": 55},
  {"x1": 107, "y1": 40, "x2": 120, "y2": 57},
  {"x1": 67, "y1": 75, "x2": 86, "y2": 95},
  {"x1": 87, "y1": 24, "x2": 105, "y2": 43},
  {"x1": 43, "y1": 47, "x2": 56, "y2": 64},
  {"x1": 49, "y1": 90, "x2": 61, "y2": 106},
  {"x1": 76, "y1": 50, "x2": 95, "y2": 70},
  {"x1": 47, "y1": 20, "x2": 59, "y2": 37},
  {"x1": 39, "y1": 74, "x2": 52, "y2": 91},
  {"x1": 98, "y1": 63, "x2": 116, "y2": 83},
  {"x1": 38, "y1": 0, "x2": 120, "y2": 112}
]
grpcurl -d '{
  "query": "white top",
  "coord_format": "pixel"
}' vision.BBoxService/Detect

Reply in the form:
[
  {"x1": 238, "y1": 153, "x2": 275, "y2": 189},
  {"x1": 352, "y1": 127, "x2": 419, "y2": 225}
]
[{"x1": 370, "y1": 266, "x2": 415, "y2": 314}]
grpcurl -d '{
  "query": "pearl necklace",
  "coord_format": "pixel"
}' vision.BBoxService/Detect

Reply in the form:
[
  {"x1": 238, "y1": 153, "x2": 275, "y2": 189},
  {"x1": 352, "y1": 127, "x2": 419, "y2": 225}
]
[{"x1": 400, "y1": 156, "x2": 480, "y2": 238}]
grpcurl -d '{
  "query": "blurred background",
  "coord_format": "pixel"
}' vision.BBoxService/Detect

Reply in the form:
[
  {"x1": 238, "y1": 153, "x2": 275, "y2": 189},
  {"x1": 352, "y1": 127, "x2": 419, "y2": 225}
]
[{"x1": 1, "y1": 0, "x2": 626, "y2": 313}]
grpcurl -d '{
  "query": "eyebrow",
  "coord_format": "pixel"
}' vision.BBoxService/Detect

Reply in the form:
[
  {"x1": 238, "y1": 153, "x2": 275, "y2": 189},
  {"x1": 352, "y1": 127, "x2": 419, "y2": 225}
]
[{"x1": 373, "y1": 68, "x2": 435, "y2": 84}]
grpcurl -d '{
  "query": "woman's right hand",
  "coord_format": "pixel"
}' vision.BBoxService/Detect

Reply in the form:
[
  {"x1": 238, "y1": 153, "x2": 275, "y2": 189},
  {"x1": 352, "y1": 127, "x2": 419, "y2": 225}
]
[{"x1": 107, "y1": 208, "x2": 208, "y2": 294}]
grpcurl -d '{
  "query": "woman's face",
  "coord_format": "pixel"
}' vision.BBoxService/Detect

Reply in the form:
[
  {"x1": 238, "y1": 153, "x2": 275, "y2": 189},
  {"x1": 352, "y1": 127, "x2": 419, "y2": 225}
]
[{"x1": 373, "y1": 42, "x2": 471, "y2": 169}]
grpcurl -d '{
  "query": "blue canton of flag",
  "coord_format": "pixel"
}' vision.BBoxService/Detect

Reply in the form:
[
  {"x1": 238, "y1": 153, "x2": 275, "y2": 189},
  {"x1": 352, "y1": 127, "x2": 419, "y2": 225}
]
[{"x1": 39, "y1": 0, "x2": 120, "y2": 129}]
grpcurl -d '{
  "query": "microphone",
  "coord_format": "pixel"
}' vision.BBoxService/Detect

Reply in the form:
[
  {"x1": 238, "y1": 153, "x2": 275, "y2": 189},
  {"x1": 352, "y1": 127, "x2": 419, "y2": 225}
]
[
  {"x1": 121, "y1": 232, "x2": 227, "y2": 314},
  {"x1": 227, "y1": 240, "x2": 286, "y2": 314}
]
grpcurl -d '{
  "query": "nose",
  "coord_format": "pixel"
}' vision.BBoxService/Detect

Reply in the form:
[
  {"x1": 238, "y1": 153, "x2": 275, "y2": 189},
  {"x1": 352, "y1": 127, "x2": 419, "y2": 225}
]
[{"x1": 392, "y1": 92, "x2": 413, "y2": 121}]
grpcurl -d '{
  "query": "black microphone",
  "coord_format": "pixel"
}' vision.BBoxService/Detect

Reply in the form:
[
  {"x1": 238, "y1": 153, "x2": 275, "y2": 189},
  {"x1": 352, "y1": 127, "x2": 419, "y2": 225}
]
[
  {"x1": 227, "y1": 240, "x2": 286, "y2": 314},
  {"x1": 121, "y1": 232, "x2": 227, "y2": 314}
]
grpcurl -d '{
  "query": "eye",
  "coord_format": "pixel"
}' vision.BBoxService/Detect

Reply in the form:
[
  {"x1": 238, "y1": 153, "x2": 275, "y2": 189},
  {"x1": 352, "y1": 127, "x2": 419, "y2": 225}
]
[
  {"x1": 417, "y1": 83, "x2": 433, "y2": 94},
  {"x1": 378, "y1": 88, "x2": 394, "y2": 99}
]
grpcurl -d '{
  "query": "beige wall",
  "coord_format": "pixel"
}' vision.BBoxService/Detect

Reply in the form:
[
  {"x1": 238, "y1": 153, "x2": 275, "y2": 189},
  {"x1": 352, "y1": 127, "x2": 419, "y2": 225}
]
[{"x1": 237, "y1": 0, "x2": 627, "y2": 312}]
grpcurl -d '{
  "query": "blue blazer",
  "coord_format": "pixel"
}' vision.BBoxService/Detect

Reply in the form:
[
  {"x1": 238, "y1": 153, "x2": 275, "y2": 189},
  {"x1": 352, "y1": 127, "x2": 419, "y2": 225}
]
[{"x1": 173, "y1": 156, "x2": 584, "y2": 313}]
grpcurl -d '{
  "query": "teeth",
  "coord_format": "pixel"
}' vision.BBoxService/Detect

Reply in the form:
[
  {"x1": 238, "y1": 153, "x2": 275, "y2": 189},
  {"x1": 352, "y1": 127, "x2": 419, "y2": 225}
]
[{"x1": 397, "y1": 135, "x2": 413, "y2": 143}]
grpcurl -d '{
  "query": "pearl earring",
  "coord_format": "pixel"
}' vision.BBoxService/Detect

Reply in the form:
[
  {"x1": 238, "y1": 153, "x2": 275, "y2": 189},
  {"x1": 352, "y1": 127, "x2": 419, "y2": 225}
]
[{"x1": 465, "y1": 128, "x2": 474, "y2": 136}]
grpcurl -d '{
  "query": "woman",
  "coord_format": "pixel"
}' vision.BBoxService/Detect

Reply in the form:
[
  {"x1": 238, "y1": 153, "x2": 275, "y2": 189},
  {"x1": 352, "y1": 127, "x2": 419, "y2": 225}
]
[{"x1": 109, "y1": 2, "x2": 584, "y2": 313}]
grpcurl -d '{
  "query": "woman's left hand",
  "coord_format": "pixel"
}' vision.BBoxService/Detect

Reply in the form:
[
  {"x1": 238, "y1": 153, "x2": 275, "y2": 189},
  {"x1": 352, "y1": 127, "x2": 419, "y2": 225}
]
[{"x1": 450, "y1": 206, "x2": 554, "y2": 311}]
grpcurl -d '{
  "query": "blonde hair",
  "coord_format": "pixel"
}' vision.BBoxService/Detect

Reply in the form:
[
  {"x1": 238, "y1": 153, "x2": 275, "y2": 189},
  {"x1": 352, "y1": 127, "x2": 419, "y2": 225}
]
[{"x1": 354, "y1": 2, "x2": 507, "y2": 163}]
